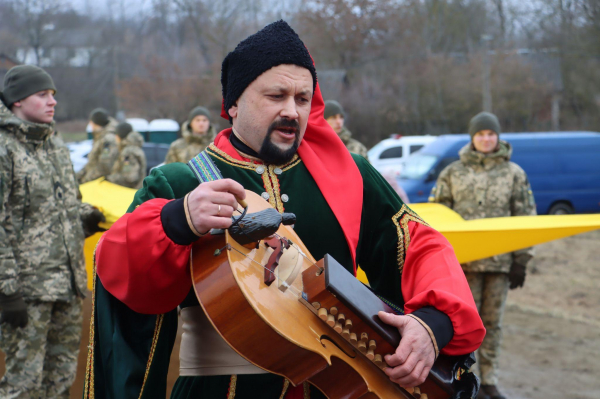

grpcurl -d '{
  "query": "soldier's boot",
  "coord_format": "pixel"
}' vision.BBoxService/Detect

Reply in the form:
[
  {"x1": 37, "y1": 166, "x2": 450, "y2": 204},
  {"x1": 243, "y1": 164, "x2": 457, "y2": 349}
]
[{"x1": 481, "y1": 385, "x2": 506, "y2": 399}]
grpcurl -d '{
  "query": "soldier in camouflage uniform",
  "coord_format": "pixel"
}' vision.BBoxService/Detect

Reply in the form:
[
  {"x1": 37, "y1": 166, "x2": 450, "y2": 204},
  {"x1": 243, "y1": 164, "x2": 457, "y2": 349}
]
[
  {"x1": 324, "y1": 100, "x2": 369, "y2": 160},
  {"x1": 0, "y1": 65, "x2": 105, "y2": 398},
  {"x1": 164, "y1": 106, "x2": 217, "y2": 164},
  {"x1": 429, "y1": 112, "x2": 536, "y2": 399},
  {"x1": 107, "y1": 122, "x2": 147, "y2": 189},
  {"x1": 76, "y1": 108, "x2": 119, "y2": 184}
]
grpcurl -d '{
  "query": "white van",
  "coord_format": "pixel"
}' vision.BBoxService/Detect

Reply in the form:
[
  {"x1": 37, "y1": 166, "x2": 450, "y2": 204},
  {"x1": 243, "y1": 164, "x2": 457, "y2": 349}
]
[{"x1": 368, "y1": 135, "x2": 436, "y2": 176}]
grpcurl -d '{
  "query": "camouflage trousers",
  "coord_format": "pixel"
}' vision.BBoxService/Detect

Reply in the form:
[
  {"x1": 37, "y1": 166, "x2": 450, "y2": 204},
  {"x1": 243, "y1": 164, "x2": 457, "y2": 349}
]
[
  {"x1": 464, "y1": 272, "x2": 509, "y2": 386},
  {"x1": 0, "y1": 298, "x2": 83, "y2": 399}
]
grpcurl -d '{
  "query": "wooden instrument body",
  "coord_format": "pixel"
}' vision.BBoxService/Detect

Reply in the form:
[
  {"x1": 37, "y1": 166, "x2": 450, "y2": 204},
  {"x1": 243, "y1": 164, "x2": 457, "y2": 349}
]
[{"x1": 191, "y1": 191, "x2": 460, "y2": 399}]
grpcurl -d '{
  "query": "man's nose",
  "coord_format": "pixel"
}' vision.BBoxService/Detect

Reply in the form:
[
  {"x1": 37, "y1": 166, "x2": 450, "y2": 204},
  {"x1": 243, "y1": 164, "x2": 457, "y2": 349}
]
[
  {"x1": 48, "y1": 93, "x2": 57, "y2": 106},
  {"x1": 280, "y1": 97, "x2": 299, "y2": 119}
]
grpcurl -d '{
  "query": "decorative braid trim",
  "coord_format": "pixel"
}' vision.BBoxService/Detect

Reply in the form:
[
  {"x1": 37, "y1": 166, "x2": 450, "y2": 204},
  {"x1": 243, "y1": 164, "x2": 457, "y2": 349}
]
[
  {"x1": 138, "y1": 314, "x2": 164, "y2": 399},
  {"x1": 83, "y1": 242, "x2": 100, "y2": 399},
  {"x1": 303, "y1": 382, "x2": 311, "y2": 399},
  {"x1": 377, "y1": 295, "x2": 405, "y2": 315},
  {"x1": 391, "y1": 205, "x2": 429, "y2": 274},
  {"x1": 207, "y1": 144, "x2": 260, "y2": 171},
  {"x1": 262, "y1": 168, "x2": 279, "y2": 210},
  {"x1": 188, "y1": 149, "x2": 224, "y2": 183},
  {"x1": 279, "y1": 379, "x2": 290, "y2": 399},
  {"x1": 206, "y1": 144, "x2": 299, "y2": 171},
  {"x1": 227, "y1": 375, "x2": 238, "y2": 399},
  {"x1": 82, "y1": 239, "x2": 166, "y2": 399}
]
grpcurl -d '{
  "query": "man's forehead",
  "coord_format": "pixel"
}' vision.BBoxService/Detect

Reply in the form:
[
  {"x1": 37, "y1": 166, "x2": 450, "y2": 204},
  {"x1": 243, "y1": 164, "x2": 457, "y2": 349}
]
[{"x1": 256, "y1": 65, "x2": 313, "y2": 89}]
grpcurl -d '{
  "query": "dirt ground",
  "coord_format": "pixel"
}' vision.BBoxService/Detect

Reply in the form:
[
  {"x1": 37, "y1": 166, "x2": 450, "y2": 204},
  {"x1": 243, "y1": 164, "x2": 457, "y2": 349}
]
[{"x1": 0, "y1": 230, "x2": 598, "y2": 398}]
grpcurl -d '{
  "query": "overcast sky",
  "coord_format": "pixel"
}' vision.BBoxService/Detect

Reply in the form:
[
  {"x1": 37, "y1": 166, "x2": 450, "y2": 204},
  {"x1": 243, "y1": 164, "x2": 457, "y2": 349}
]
[{"x1": 64, "y1": 0, "x2": 540, "y2": 20}]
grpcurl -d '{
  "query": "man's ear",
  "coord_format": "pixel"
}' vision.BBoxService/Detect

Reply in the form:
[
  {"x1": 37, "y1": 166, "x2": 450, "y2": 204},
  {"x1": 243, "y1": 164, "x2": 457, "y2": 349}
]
[
  {"x1": 228, "y1": 102, "x2": 238, "y2": 119},
  {"x1": 12, "y1": 100, "x2": 22, "y2": 109}
]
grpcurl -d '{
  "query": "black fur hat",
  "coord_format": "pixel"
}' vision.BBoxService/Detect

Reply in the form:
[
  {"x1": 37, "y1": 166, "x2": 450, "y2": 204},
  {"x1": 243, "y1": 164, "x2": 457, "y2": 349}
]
[{"x1": 221, "y1": 20, "x2": 317, "y2": 121}]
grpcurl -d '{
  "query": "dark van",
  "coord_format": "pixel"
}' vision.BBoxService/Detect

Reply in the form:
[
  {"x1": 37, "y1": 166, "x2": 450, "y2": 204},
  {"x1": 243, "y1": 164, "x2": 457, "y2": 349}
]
[{"x1": 398, "y1": 132, "x2": 600, "y2": 214}]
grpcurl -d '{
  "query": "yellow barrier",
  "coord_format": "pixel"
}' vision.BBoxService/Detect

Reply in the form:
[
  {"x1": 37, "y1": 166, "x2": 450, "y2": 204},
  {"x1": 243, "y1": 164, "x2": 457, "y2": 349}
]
[
  {"x1": 79, "y1": 179, "x2": 600, "y2": 289},
  {"x1": 80, "y1": 178, "x2": 136, "y2": 290}
]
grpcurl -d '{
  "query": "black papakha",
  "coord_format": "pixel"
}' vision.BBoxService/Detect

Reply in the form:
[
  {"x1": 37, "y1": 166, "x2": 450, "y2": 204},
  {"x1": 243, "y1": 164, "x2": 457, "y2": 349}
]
[
  {"x1": 89, "y1": 108, "x2": 110, "y2": 127},
  {"x1": 468, "y1": 112, "x2": 501, "y2": 138},
  {"x1": 115, "y1": 122, "x2": 133, "y2": 139},
  {"x1": 1, "y1": 65, "x2": 56, "y2": 107},
  {"x1": 324, "y1": 100, "x2": 345, "y2": 120},
  {"x1": 221, "y1": 20, "x2": 317, "y2": 121}
]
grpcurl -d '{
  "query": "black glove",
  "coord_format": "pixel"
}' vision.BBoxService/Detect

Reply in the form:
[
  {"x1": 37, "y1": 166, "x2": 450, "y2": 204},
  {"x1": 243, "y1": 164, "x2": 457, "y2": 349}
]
[
  {"x1": 0, "y1": 292, "x2": 28, "y2": 328},
  {"x1": 508, "y1": 262, "x2": 526, "y2": 289},
  {"x1": 82, "y1": 207, "x2": 107, "y2": 238}
]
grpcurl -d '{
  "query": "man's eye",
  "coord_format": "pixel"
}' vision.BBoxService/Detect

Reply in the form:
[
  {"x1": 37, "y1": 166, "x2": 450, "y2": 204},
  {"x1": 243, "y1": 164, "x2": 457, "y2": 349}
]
[{"x1": 270, "y1": 95, "x2": 283, "y2": 99}]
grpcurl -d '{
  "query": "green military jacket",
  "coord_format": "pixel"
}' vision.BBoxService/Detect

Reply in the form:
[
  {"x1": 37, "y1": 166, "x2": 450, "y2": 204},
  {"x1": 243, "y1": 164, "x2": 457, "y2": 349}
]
[
  {"x1": 0, "y1": 101, "x2": 87, "y2": 300},
  {"x1": 164, "y1": 122, "x2": 217, "y2": 164},
  {"x1": 107, "y1": 130, "x2": 147, "y2": 189},
  {"x1": 338, "y1": 126, "x2": 369, "y2": 160},
  {"x1": 430, "y1": 141, "x2": 536, "y2": 272},
  {"x1": 77, "y1": 119, "x2": 119, "y2": 184}
]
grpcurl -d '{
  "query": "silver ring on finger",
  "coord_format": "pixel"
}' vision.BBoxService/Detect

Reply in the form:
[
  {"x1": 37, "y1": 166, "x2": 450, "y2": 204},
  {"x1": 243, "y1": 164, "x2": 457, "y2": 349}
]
[{"x1": 217, "y1": 204, "x2": 221, "y2": 216}]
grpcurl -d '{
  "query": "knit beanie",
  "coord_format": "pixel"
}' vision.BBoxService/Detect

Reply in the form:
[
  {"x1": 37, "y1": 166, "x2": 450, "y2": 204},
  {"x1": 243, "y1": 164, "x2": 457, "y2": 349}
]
[
  {"x1": 324, "y1": 100, "x2": 345, "y2": 120},
  {"x1": 188, "y1": 106, "x2": 211, "y2": 123},
  {"x1": 221, "y1": 20, "x2": 317, "y2": 120},
  {"x1": 89, "y1": 108, "x2": 110, "y2": 127},
  {"x1": 468, "y1": 112, "x2": 501, "y2": 138},
  {"x1": 1, "y1": 65, "x2": 56, "y2": 107},
  {"x1": 115, "y1": 122, "x2": 133, "y2": 139}
]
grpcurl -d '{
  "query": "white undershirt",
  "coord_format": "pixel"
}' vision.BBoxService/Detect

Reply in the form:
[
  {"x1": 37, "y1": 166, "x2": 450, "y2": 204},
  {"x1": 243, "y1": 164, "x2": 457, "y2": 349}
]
[{"x1": 179, "y1": 306, "x2": 267, "y2": 376}]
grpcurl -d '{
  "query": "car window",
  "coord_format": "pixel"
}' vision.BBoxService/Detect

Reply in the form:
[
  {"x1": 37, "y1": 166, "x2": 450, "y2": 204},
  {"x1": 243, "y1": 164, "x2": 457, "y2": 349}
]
[
  {"x1": 379, "y1": 146, "x2": 403, "y2": 159},
  {"x1": 400, "y1": 154, "x2": 438, "y2": 179},
  {"x1": 409, "y1": 145, "x2": 424, "y2": 154}
]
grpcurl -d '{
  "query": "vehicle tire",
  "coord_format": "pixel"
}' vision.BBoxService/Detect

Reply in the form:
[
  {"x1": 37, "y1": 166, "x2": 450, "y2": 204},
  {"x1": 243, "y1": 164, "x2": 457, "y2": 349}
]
[{"x1": 548, "y1": 202, "x2": 574, "y2": 215}]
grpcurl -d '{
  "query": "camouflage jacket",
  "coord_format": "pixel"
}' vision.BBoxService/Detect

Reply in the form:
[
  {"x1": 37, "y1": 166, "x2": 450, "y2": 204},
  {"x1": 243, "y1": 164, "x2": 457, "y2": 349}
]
[
  {"x1": 338, "y1": 126, "x2": 369, "y2": 160},
  {"x1": 77, "y1": 120, "x2": 119, "y2": 184},
  {"x1": 164, "y1": 122, "x2": 217, "y2": 164},
  {"x1": 430, "y1": 141, "x2": 536, "y2": 272},
  {"x1": 107, "y1": 131, "x2": 147, "y2": 189},
  {"x1": 0, "y1": 101, "x2": 87, "y2": 300}
]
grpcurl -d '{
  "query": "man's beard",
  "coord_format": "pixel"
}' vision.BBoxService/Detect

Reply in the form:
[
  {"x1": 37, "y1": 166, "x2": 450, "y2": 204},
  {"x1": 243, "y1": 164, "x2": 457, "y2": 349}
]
[{"x1": 258, "y1": 119, "x2": 300, "y2": 164}]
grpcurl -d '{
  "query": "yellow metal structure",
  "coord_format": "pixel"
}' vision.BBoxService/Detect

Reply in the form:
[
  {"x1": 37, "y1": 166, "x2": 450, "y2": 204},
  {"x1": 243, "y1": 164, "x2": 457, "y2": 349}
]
[
  {"x1": 79, "y1": 179, "x2": 600, "y2": 289},
  {"x1": 358, "y1": 203, "x2": 600, "y2": 285},
  {"x1": 80, "y1": 179, "x2": 136, "y2": 290}
]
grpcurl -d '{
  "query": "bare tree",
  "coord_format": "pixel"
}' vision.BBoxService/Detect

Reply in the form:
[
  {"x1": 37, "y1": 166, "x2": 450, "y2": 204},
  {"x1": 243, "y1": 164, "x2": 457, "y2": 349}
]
[{"x1": 11, "y1": 0, "x2": 66, "y2": 65}]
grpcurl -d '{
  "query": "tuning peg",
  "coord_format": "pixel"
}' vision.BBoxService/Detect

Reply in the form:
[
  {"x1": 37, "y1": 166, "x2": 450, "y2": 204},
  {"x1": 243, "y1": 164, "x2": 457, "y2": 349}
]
[
  {"x1": 318, "y1": 308, "x2": 328, "y2": 321},
  {"x1": 327, "y1": 314, "x2": 336, "y2": 327},
  {"x1": 366, "y1": 349, "x2": 375, "y2": 360}
]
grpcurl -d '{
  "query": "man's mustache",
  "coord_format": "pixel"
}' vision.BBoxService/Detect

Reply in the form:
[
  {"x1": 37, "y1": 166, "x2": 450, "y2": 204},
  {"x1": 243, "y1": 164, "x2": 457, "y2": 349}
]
[{"x1": 269, "y1": 119, "x2": 300, "y2": 135}]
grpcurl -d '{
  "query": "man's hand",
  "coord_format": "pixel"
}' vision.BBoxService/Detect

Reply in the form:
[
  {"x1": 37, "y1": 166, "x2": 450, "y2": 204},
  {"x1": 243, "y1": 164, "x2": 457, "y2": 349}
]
[
  {"x1": 0, "y1": 293, "x2": 28, "y2": 329},
  {"x1": 378, "y1": 311, "x2": 435, "y2": 388},
  {"x1": 81, "y1": 207, "x2": 107, "y2": 238},
  {"x1": 187, "y1": 179, "x2": 246, "y2": 234},
  {"x1": 509, "y1": 262, "x2": 526, "y2": 289}
]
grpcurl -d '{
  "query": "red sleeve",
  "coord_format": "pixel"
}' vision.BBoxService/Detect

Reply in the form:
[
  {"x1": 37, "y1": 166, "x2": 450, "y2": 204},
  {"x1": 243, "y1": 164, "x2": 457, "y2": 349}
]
[
  {"x1": 402, "y1": 221, "x2": 485, "y2": 356},
  {"x1": 95, "y1": 198, "x2": 192, "y2": 314}
]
